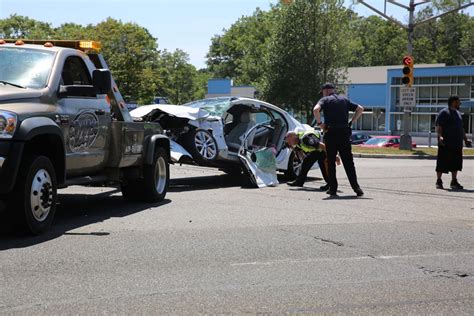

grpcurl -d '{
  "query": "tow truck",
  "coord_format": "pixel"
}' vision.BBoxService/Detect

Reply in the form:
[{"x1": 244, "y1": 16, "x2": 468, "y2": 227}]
[{"x1": 0, "y1": 39, "x2": 170, "y2": 234}]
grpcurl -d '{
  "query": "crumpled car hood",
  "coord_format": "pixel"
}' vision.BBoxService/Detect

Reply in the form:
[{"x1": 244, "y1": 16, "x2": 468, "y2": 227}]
[{"x1": 130, "y1": 104, "x2": 210, "y2": 121}]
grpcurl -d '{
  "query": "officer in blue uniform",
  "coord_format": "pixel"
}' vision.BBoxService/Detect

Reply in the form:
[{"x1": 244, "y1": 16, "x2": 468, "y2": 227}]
[{"x1": 313, "y1": 83, "x2": 364, "y2": 197}]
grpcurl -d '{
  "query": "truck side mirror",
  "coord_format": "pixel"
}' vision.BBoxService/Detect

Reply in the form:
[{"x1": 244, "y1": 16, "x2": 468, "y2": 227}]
[{"x1": 93, "y1": 69, "x2": 112, "y2": 94}]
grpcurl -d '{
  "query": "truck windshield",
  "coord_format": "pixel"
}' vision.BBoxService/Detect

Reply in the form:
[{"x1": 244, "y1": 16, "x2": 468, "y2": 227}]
[{"x1": 0, "y1": 47, "x2": 55, "y2": 89}]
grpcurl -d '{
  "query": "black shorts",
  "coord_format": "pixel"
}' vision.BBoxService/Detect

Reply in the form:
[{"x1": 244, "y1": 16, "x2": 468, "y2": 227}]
[{"x1": 436, "y1": 146, "x2": 463, "y2": 173}]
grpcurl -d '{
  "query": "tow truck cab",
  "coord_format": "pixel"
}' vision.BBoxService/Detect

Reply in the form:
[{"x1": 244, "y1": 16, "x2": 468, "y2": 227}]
[{"x1": 0, "y1": 39, "x2": 170, "y2": 234}]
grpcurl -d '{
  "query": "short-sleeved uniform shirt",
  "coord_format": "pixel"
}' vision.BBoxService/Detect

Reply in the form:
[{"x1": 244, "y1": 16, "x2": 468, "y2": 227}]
[
  {"x1": 436, "y1": 107, "x2": 464, "y2": 149},
  {"x1": 319, "y1": 93, "x2": 358, "y2": 128}
]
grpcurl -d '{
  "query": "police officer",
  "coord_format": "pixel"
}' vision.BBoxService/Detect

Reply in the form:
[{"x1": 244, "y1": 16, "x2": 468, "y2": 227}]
[
  {"x1": 313, "y1": 83, "x2": 364, "y2": 197},
  {"x1": 285, "y1": 129, "x2": 330, "y2": 191}
]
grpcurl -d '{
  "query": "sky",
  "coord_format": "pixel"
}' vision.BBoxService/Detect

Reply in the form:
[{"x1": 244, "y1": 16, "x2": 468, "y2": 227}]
[{"x1": 0, "y1": 0, "x2": 472, "y2": 69}]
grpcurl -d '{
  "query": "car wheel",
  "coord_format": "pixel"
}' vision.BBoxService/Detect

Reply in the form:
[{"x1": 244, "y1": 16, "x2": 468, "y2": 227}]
[
  {"x1": 284, "y1": 150, "x2": 303, "y2": 180},
  {"x1": 121, "y1": 148, "x2": 169, "y2": 203},
  {"x1": 13, "y1": 155, "x2": 57, "y2": 235},
  {"x1": 186, "y1": 129, "x2": 218, "y2": 165}
]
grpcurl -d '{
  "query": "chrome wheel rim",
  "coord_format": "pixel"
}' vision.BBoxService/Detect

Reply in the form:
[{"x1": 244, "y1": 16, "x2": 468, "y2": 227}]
[
  {"x1": 154, "y1": 156, "x2": 167, "y2": 194},
  {"x1": 194, "y1": 130, "x2": 217, "y2": 160},
  {"x1": 30, "y1": 169, "x2": 53, "y2": 222}
]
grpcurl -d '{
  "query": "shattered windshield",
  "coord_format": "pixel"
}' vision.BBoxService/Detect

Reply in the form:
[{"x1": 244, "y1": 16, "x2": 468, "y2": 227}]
[
  {"x1": 183, "y1": 98, "x2": 232, "y2": 117},
  {"x1": 0, "y1": 47, "x2": 55, "y2": 89}
]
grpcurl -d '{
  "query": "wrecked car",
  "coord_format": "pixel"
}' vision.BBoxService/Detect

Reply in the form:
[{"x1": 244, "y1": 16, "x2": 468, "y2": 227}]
[{"x1": 130, "y1": 97, "x2": 318, "y2": 187}]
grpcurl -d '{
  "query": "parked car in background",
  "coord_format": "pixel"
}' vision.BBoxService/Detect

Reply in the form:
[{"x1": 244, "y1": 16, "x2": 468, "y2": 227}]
[
  {"x1": 131, "y1": 97, "x2": 319, "y2": 186},
  {"x1": 358, "y1": 136, "x2": 417, "y2": 148},
  {"x1": 350, "y1": 132, "x2": 371, "y2": 145}
]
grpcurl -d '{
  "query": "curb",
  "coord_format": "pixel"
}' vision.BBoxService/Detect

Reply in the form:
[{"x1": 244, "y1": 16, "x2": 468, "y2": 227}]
[{"x1": 353, "y1": 153, "x2": 474, "y2": 160}]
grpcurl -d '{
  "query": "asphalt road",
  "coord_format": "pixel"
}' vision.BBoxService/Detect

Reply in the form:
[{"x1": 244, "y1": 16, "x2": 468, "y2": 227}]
[{"x1": 1, "y1": 158, "x2": 473, "y2": 315}]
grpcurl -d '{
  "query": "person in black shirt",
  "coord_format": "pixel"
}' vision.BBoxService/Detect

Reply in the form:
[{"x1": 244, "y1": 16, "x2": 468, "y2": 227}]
[
  {"x1": 313, "y1": 83, "x2": 364, "y2": 197},
  {"x1": 435, "y1": 95, "x2": 472, "y2": 190}
]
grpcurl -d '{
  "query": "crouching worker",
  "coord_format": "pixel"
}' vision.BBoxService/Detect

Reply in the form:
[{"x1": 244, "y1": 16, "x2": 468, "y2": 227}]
[{"x1": 285, "y1": 130, "x2": 330, "y2": 191}]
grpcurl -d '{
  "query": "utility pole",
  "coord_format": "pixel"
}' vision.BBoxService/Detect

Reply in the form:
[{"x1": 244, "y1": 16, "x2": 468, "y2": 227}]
[{"x1": 355, "y1": 0, "x2": 473, "y2": 150}]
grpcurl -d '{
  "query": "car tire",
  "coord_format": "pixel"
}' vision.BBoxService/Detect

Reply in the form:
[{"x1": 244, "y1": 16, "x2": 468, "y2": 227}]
[
  {"x1": 186, "y1": 129, "x2": 218, "y2": 165},
  {"x1": 12, "y1": 155, "x2": 57, "y2": 235},
  {"x1": 284, "y1": 150, "x2": 303, "y2": 180},
  {"x1": 121, "y1": 148, "x2": 169, "y2": 203}
]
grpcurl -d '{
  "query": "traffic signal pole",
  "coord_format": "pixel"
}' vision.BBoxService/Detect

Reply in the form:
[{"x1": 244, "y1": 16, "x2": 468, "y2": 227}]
[{"x1": 399, "y1": 0, "x2": 415, "y2": 150}]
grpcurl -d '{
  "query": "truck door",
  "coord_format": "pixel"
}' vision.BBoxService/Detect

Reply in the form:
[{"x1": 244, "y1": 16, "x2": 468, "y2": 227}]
[{"x1": 57, "y1": 56, "x2": 111, "y2": 176}]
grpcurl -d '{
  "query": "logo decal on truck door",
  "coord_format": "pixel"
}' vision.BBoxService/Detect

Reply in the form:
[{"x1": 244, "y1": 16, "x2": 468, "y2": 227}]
[{"x1": 68, "y1": 112, "x2": 99, "y2": 152}]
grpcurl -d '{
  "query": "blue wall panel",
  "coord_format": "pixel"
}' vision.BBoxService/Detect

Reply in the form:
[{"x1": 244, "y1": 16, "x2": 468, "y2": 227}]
[
  {"x1": 347, "y1": 84, "x2": 387, "y2": 107},
  {"x1": 208, "y1": 79, "x2": 232, "y2": 94}
]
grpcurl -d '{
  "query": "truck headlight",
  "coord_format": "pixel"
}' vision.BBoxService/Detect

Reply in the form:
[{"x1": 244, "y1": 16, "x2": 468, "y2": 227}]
[{"x1": 0, "y1": 112, "x2": 18, "y2": 139}]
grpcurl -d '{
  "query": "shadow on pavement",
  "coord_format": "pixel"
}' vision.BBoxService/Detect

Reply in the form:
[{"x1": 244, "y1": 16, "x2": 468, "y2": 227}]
[
  {"x1": 0, "y1": 188, "x2": 171, "y2": 250},
  {"x1": 169, "y1": 174, "x2": 247, "y2": 192},
  {"x1": 169, "y1": 173, "x2": 324, "y2": 193}
]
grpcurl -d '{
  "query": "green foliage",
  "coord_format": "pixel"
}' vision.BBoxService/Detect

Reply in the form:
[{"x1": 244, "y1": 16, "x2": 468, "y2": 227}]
[
  {"x1": 264, "y1": 0, "x2": 351, "y2": 119},
  {"x1": 206, "y1": 8, "x2": 275, "y2": 92},
  {"x1": 347, "y1": 15, "x2": 406, "y2": 67},
  {"x1": 158, "y1": 49, "x2": 197, "y2": 104}
]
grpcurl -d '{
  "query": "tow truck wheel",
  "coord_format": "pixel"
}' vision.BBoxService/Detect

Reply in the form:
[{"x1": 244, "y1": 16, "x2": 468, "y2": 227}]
[
  {"x1": 13, "y1": 156, "x2": 57, "y2": 235},
  {"x1": 143, "y1": 147, "x2": 169, "y2": 202},
  {"x1": 121, "y1": 148, "x2": 169, "y2": 203}
]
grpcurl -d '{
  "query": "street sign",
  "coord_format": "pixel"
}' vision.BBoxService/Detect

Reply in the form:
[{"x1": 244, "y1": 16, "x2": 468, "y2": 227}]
[{"x1": 400, "y1": 87, "x2": 416, "y2": 107}]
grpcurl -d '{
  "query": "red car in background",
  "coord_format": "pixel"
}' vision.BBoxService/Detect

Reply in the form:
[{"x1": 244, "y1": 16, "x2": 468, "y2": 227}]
[{"x1": 357, "y1": 136, "x2": 417, "y2": 148}]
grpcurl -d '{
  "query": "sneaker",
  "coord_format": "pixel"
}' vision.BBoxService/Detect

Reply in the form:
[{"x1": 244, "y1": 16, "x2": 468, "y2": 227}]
[
  {"x1": 320, "y1": 184, "x2": 330, "y2": 191},
  {"x1": 436, "y1": 179, "x2": 443, "y2": 189},
  {"x1": 287, "y1": 180, "x2": 304, "y2": 187},
  {"x1": 450, "y1": 180, "x2": 464, "y2": 190},
  {"x1": 354, "y1": 187, "x2": 364, "y2": 197},
  {"x1": 326, "y1": 189, "x2": 337, "y2": 196}
]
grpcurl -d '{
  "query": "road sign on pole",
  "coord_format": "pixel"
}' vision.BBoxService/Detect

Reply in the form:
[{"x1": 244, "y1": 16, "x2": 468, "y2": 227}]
[{"x1": 400, "y1": 87, "x2": 416, "y2": 108}]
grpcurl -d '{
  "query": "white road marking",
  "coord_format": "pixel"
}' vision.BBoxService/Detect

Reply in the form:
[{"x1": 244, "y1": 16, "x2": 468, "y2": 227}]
[{"x1": 230, "y1": 252, "x2": 474, "y2": 267}]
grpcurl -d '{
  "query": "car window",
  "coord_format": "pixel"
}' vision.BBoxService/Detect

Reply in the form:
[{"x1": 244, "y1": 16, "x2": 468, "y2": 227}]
[
  {"x1": 224, "y1": 112, "x2": 233, "y2": 124},
  {"x1": 183, "y1": 98, "x2": 232, "y2": 116},
  {"x1": 61, "y1": 56, "x2": 92, "y2": 86},
  {"x1": 364, "y1": 138, "x2": 387, "y2": 145},
  {"x1": 255, "y1": 112, "x2": 272, "y2": 124}
]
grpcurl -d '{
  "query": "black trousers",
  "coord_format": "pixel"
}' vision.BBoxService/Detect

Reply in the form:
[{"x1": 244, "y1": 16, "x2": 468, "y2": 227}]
[
  {"x1": 296, "y1": 150, "x2": 329, "y2": 184},
  {"x1": 324, "y1": 127, "x2": 360, "y2": 191}
]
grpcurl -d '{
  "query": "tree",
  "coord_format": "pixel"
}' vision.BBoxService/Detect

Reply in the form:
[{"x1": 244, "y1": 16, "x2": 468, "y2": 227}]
[
  {"x1": 264, "y1": 0, "x2": 352, "y2": 120},
  {"x1": 206, "y1": 8, "x2": 275, "y2": 90},
  {"x1": 347, "y1": 15, "x2": 406, "y2": 67},
  {"x1": 158, "y1": 49, "x2": 197, "y2": 104},
  {"x1": 0, "y1": 14, "x2": 53, "y2": 39}
]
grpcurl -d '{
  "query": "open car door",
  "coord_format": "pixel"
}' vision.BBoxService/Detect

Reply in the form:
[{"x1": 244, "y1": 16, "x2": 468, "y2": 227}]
[{"x1": 238, "y1": 123, "x2": 279, "y2": 188}]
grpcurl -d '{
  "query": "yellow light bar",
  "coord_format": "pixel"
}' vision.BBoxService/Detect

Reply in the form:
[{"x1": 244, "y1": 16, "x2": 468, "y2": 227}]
[
  {"x1": 0, "y1": 39, "x2": 101, "y2": 52},
  {"x1": 79, "y1": 41, "x2": 101, "y2": 51}
]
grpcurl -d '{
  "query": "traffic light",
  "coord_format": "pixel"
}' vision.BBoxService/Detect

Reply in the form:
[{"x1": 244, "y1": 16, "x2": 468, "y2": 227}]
[{"x1": 402, "y1": 55, "x2": 414, "y2": 87}]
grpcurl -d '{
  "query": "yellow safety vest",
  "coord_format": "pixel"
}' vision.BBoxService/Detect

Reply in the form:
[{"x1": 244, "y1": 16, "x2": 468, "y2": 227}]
[{"x1": 295, "y1": 130, "x2": 322, "y2": 153}]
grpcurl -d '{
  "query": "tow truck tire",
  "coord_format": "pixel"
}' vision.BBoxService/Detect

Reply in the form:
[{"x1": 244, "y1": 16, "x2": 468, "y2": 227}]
[
  {"x1": 284, "y1": 151, "x2": 303, "y2": 180},
  {"x1": 13, "y1": 155, "x2": 57, "y2": 235},
  {"x1": 121, "y1": 148, "x2": 169, "y2": 203},
  {"x1": 142, "y1": 147, "x2": 169, "y2": 202}
]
